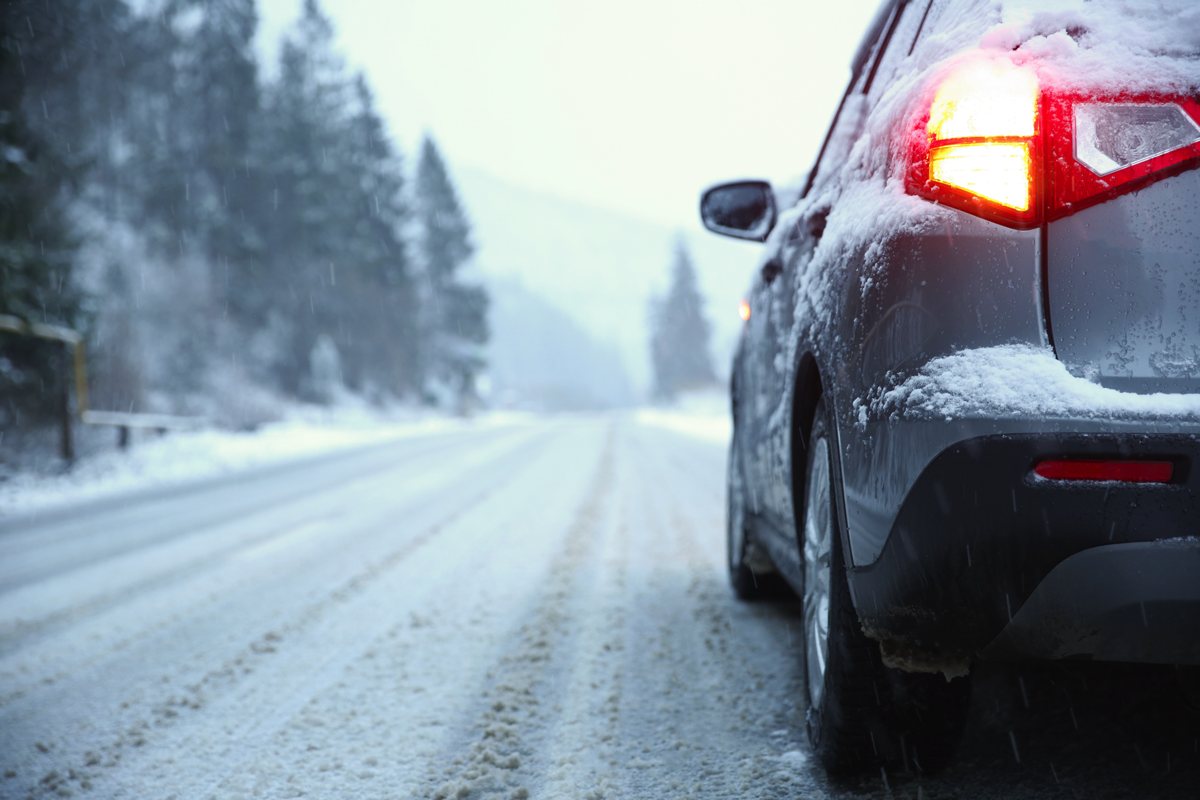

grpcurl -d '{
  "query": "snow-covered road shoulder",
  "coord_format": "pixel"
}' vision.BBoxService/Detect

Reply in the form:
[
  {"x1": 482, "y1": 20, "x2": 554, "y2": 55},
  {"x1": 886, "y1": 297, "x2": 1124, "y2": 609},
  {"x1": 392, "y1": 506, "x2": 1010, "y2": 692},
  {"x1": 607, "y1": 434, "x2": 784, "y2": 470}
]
[
  {"x1": 0, "y1": 406, "x2": 534, "y2": 520},
  {"x1": 633, "y1": 390, "x2": 732, "y2": 445}
]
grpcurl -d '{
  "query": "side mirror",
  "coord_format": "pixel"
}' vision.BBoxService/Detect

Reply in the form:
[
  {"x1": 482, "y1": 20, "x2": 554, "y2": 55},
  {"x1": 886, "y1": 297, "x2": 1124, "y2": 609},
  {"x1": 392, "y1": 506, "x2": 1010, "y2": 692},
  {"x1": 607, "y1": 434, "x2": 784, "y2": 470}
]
[{"x1": 699, "y1": 180, "x2": 776, "y2": 242}]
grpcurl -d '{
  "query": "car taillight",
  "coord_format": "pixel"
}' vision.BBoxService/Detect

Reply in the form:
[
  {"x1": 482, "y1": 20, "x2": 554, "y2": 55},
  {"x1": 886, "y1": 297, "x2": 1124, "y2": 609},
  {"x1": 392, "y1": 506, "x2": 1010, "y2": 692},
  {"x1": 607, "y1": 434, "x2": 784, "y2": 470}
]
[
  {"x1": 910, "y1": 59, "x2": 1041, "y2": 227},
  {"x1": 1045, "y1": 96, "x2": 1200, "y2": 217},
  {"x1": 905, "y1": 56, "x2": 1200, "y2": 229}
]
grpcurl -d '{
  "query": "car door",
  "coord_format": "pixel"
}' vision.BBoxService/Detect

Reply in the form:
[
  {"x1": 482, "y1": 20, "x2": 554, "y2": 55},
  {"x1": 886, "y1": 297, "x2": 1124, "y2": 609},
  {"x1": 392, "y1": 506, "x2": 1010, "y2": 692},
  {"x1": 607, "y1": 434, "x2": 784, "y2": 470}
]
[
  {"x1": 741, "y1": 261, "x2": 777, "y2": 518},
  {"x1": 755, "y1": 208, "x2": 827, "y2": 534}
]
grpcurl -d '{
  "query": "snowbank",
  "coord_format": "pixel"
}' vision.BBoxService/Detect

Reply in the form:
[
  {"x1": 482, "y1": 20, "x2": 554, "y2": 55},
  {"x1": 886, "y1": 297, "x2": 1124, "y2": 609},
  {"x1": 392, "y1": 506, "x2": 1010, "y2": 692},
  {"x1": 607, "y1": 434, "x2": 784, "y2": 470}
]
[
  {"x1": 0, "y1": 405, "x2": 534, "y2": 519},
  {"x1": 634, "y1": 389, "x2": 732, "y2": 445}
]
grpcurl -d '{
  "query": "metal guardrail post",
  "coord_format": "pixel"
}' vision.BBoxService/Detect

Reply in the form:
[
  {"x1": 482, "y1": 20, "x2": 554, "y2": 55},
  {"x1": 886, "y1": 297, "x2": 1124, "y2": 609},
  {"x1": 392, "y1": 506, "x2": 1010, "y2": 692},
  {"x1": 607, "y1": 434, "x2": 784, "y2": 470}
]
[
  {"x1": 73, "y1": 339, "x2": 88, "y2": 419},
  {"x1": 59, "y1": 345, "x2": 74, "y2": 461}
]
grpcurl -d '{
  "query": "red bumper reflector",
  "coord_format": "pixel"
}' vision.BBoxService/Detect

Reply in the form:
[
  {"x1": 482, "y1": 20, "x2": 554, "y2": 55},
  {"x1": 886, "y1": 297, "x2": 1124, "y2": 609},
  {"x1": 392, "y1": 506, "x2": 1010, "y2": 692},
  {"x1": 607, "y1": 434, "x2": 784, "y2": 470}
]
[{"x1": 1033, "y1": 459, "x2": 1173, "y2": 483}]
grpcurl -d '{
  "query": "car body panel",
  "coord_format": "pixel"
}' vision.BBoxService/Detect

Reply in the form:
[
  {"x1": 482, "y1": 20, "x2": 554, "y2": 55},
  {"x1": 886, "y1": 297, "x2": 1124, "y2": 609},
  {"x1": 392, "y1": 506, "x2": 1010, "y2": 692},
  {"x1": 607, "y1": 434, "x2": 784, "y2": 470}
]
[
  {"x1": 835, "y1": 217, "x2": 1044, "y2": 565},
  {"x1": 1047, "y1": 169, "x2": 1200, "y2": 395}
]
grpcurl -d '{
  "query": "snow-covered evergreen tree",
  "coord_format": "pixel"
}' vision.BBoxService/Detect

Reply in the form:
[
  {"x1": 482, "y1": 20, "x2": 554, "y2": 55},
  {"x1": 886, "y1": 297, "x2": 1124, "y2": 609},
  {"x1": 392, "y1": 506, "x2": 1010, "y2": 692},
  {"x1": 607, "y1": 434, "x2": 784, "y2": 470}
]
[
  {"x1": 135, "y1": 0, "x2": 262, "y2": 398},
  {"x1": 414, "y1": 136, "x2": 488, "y2": 408},
  {"x1": 649, "y1": 241, "x2": 715, "y2": 400},
  {"x1": 254, "y1": 0, "x2": 348, "y2": 395},
  {"x1": 337, "y1": 75, "x2": 419, "y2": 397},
  {"x1": 3, "y1": 0, "x2": 437, "y2": 441},
  {"x1": 255, "y1": 0, "x2": 419, "y2": 399},
  {"x1": 0, "y1": 0, "x2": 90, "y2": 426},
  {"x1": 177, "y1": 0, "x2": 261, "y2": 306}
]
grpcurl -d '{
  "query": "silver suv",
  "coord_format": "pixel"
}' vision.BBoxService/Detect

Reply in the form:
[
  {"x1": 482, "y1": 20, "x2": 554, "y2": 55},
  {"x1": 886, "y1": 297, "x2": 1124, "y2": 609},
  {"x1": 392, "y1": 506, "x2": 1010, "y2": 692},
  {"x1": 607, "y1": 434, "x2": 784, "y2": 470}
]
[{"x1": 702, "y1": 0, "x2": 1200, "y2": 775}]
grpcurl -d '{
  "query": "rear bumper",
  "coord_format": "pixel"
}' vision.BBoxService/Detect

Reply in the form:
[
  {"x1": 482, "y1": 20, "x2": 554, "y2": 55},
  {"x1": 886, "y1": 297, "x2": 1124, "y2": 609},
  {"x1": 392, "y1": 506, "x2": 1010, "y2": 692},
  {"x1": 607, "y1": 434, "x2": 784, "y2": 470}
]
[
  {"x1": 848, "y1": 432, "x2": 1200, "y2": 671},
  {"x1": 980, "y1": 540, "x2": 1200, "y2": 664}
]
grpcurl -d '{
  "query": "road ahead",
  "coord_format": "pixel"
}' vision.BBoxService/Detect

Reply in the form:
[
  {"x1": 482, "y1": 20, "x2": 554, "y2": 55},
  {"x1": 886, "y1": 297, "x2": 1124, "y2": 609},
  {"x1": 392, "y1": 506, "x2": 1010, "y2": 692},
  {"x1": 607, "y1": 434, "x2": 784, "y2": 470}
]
[{"x1": 1, "y1": 416, "x2": 1197, "y2": 799}]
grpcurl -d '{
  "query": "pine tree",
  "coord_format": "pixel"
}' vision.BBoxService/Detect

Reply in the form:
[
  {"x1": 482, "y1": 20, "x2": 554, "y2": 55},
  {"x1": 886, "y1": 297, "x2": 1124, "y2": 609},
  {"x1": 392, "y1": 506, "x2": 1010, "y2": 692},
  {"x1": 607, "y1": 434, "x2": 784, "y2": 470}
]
[
  {"x1": 2, "y1": 0, "x2": 429, "y2": 433},
  {"x1": 253, "y1": 0, "x2": 420, "y2": 400},
  {"x1": 0, "y1": 0, "x2": 89, "y2": 427},
  {"x1": 176, "y1": 0, "x2": 261, "y2": 290},
  {"x1": 7, "y1": 0, "x2": 147, "y2": 419},
  {"x1": 414, "y1": 136, "x2": 487, "y2": 407},
  {"x1": 136, "y1": 0, "x2": 262, "y2": 396},
  {"x1": 336, "y1": 75, "x2": 418, "y2": 396},
  {"x1": 255, "y1": 0, "x2": 355, "y2": 395},
  {"x1": 649, "y1": 241, "x2": 715, "y2": 400}
]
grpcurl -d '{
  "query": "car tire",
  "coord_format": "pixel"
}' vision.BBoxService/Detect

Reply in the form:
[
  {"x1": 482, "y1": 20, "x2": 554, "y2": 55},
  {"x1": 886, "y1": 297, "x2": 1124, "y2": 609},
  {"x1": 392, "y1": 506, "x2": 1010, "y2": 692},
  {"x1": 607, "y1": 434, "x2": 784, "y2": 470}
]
[
  {"x1": 802, "y1": 396, "x2": 970, "y2": 775},
  {"x1": 727, "y1": 438, "x2": 788, "y2": 600}
]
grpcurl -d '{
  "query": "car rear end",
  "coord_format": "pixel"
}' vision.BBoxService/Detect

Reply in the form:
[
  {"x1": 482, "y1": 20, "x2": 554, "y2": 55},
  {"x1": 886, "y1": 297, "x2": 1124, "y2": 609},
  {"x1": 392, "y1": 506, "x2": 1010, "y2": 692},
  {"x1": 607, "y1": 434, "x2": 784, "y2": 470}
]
[{"x1": 825, "y1": 0, "x2": 1200, "y2": 674}]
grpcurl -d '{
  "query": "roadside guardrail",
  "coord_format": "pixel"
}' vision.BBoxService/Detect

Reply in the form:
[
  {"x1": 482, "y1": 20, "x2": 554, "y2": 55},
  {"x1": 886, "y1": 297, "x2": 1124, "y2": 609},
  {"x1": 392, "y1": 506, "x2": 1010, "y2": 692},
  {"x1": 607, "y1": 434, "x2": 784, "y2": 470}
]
[{"x1": 0, "y1": 314, "x2": 206, "y2": 460}]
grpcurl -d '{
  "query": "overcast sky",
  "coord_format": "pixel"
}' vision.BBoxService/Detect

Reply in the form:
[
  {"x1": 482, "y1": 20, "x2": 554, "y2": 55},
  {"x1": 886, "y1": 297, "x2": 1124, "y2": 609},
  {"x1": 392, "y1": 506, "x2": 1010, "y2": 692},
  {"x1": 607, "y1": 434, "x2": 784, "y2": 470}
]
[{"x1": 255, "y1": 0, "x2": 885, "y2": 229}]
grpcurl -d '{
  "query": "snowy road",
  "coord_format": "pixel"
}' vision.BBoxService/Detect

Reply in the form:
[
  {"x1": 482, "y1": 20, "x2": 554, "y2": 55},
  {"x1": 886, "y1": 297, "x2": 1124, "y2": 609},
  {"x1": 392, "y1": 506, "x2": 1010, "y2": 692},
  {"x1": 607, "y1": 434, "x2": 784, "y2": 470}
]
[{"x1": 1, "y1": 415, "x2": 1197, "y2": 799}]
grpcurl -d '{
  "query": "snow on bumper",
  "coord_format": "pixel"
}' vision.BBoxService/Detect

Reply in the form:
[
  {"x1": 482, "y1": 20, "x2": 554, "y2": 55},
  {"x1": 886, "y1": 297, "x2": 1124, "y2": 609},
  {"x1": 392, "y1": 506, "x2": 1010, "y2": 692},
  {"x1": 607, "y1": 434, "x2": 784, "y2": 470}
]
[{"x1": 859, "y1": 344, "x2": 1200, "y2": 427}]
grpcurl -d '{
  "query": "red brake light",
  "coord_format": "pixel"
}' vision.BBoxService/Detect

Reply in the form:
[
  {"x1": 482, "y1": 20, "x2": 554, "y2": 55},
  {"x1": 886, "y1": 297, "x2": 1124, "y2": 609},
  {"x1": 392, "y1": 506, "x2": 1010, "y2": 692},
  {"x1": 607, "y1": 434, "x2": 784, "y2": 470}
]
[
  {"x1": 1033, "y1": 459, "x2": 1174, "y2": 483},
  {"x1": 905, "y1": 56, "x2": 1200, "y2": 228}
]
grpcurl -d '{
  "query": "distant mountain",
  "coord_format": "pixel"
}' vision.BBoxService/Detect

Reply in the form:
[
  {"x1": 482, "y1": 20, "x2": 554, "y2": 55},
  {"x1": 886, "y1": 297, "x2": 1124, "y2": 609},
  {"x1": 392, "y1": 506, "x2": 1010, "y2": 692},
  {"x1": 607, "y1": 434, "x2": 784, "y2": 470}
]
[
  {"x1": 485, "y1": 278, "x2": 634, "y2": 411},
  {"x1": 456, "y1": 167, "x2": 760, "y2": 397}
]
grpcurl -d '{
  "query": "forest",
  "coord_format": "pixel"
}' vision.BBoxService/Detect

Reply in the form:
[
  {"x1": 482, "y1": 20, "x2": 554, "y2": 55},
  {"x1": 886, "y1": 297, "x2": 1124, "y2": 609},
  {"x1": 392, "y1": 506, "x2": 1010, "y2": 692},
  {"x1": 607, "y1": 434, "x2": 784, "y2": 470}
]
[{"x1": 0, "y1": 0, "x2": 487, "y2": 440}]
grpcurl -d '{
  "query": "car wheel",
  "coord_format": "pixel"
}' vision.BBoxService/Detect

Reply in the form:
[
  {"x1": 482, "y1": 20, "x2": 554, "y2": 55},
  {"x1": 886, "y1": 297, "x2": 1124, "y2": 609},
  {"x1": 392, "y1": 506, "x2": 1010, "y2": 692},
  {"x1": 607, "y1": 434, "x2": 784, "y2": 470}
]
[
  {"x1": 727, "y1": 438, "x2": 787, "y2": 600},
  {"x1": 802, "y1": 396, "x2": 970, "y2": 775}
]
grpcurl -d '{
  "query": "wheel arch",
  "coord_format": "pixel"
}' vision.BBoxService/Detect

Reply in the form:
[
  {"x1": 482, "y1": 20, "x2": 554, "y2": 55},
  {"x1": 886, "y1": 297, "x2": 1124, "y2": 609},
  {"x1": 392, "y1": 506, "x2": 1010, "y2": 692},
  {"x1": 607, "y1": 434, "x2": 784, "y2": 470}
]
[
  {"x1": 789, "y1": 351, "x2": 823, "y2": 539},
  {"x1": 790, "y1": 350, "x2": 856, "y2": 599}
]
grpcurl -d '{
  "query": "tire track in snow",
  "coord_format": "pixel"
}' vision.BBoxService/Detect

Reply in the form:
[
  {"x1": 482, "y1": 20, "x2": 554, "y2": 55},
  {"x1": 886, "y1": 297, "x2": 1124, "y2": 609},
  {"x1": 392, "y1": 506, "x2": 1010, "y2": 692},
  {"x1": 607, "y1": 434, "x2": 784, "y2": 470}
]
[
  {"x1": 0, "y1": 431, "x2": 473, "y2": 573},
  {"x1": 421, "y1": 425, "x2": 619, "y2": 800},
  {"x1": 0, "y1": 430, "x2": 553, "y2": 800},
  {"x1": 180, "y1": 421, "x2": 612, "y2": 800},
  {"x1": 0, "y1": 425, "x2": 550, "y2": 712},
  {"x1": 534, "y1": 429, "x2": 631, "y2": 800},
  {"x1": 414, "y1": 419, "x2": 818, "y2": 800},
  {"x1": 0, "y1": 426, "x2": 539, "y2": 653},
  {"x1": 610, "y1": 424, "x2": 816, "y2": 800}
]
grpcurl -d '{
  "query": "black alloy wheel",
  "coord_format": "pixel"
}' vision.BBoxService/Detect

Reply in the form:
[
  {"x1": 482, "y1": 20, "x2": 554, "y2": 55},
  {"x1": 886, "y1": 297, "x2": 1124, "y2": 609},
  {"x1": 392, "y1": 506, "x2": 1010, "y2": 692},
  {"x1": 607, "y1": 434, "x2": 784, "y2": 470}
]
[{"x1": 801, "y1": 396, "x2": 971, "y2": 775}]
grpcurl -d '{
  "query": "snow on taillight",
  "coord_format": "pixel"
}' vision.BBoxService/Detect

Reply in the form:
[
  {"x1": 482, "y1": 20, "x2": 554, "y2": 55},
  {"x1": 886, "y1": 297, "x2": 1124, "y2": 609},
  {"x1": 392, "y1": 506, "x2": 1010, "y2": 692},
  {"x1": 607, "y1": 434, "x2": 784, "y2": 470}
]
[{"x1": 905, "y1": 54, "x2": 1200, "y2": 228}]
